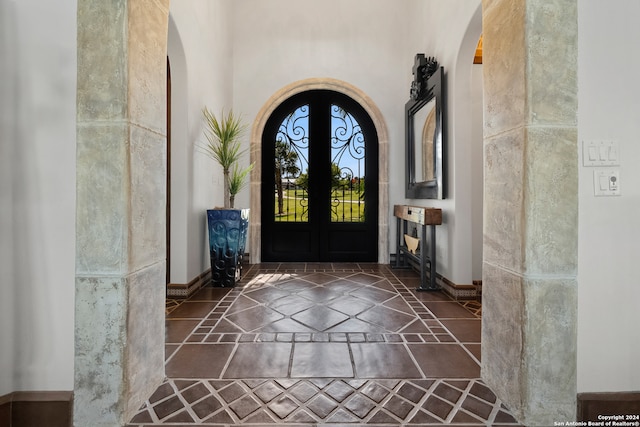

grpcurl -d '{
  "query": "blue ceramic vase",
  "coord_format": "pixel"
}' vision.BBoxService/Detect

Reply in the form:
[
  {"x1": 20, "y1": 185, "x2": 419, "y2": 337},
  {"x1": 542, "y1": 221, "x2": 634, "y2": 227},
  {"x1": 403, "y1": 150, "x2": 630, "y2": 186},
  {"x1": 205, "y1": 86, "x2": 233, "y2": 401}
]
[{"x1": 206, "y1": 208, "x2": 249, "y2": 287}]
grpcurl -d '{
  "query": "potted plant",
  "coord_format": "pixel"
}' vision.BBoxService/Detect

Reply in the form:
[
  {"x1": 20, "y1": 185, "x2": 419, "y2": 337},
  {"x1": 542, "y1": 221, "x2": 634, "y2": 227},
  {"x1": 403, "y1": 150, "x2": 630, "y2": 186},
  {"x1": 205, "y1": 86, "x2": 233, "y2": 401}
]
[{"x1": 202, "y1": 107, "x2": 253, "y2": 287}]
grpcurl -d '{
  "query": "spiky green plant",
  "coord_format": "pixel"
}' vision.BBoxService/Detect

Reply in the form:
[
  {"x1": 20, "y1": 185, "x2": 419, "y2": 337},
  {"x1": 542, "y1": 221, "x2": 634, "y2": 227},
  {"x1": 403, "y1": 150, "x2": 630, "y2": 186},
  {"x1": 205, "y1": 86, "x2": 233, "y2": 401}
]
[
  {"x1": 202, "y1": 107, "x2": 253, "y2": 208},
  {"x1": 228, "y1": 163, "x2": 254, "y2": 208}
]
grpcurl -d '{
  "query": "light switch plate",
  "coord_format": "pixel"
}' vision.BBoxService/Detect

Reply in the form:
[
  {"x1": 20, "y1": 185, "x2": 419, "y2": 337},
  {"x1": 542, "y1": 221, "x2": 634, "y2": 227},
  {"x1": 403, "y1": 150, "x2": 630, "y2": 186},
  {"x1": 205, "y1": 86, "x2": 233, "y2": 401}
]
[
  {"x1": 593, "y1": 169, "x2": 621, "y2": 196},
  {"x1": 583, "y1": 140, "x2": 620, "y2": 166}
]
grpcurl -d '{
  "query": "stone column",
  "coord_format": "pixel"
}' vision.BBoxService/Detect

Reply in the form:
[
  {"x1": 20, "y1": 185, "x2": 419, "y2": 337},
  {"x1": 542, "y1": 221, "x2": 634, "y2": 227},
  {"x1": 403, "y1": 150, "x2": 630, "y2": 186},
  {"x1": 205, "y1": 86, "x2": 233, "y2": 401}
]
[
  {"x1": 481, "y1": 0, "x2": 578, "y2": 425},
  {"x1": 75, "y1": 1, "x2": 169, "y2": 425}
]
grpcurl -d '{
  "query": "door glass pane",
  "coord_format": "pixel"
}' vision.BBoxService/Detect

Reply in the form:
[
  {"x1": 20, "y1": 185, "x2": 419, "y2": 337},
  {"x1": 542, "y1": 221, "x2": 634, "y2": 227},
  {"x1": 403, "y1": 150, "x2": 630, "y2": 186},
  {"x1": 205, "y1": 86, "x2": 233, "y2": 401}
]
[
  {"x1": 331, "y1": 105, "x2": 365, "y2": 223},
  {"x1": 274, "y1": 105, "x2": 309, "y2": 222}
]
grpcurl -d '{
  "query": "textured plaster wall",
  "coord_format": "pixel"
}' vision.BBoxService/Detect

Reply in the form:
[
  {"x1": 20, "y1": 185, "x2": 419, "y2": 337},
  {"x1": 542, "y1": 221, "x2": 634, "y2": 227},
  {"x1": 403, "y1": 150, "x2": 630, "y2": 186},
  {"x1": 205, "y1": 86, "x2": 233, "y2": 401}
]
[
  {"x1": 481, "y1": 0, "x2": 578, "y2": 425},
  {"x1": 75, "y1": 0, "x2": 169, "y2": 425}
]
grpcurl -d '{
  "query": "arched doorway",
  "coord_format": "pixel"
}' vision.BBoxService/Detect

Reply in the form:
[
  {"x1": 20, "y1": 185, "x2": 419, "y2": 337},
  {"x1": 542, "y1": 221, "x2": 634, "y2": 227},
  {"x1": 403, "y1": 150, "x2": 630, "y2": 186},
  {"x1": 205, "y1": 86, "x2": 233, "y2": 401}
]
[
  {"x1": 249, "y1": 78, "x2": 390, "y2": 265},
  {"x1": 261, "y1": 89, "x2": 379, "y2": 262}
]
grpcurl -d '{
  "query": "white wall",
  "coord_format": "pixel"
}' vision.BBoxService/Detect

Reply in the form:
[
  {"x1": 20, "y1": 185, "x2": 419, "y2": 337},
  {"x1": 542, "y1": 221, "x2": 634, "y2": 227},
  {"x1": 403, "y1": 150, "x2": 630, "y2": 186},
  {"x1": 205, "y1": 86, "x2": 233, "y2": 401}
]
[
  {"x1": 411, "y1": 1, "x2": 483, "y2": 284},
  {"x1": 577, "y1": 0, "x2": 640, "y2": 393},
  {"x1": 229, "y1": 0, "x2": 484, "y2": 284},
  {"x1": 0, "y1": 0, "x2": 18, "y2": 395},
  {"x1": 470, "y1": 63, "x2": 484, "y2": 280},
  {"x1": 0, "y1": 0, "x2": 76, "y2": 392},
  {"x1": 230, "y1": 0, "x2": 425, "y2": 214},
  {"x1": 168, "y1": 0, "x2": 234, "y2": 283}
]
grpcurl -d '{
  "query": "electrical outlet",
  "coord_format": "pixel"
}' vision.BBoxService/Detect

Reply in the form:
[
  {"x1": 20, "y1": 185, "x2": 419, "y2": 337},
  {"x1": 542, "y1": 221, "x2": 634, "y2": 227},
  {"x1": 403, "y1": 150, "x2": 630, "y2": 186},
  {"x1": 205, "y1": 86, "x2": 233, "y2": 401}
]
[{"x1": 593, "y1": 169, "x2": 621, "y2": 196}]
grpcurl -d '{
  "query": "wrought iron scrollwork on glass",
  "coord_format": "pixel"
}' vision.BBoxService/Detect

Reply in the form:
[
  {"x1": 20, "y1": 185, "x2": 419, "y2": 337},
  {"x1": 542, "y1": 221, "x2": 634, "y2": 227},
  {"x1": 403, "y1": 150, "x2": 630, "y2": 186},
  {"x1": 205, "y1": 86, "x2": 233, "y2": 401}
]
[
  {"x1": 331, "y1": 105, "x2": 366, "y2": 223},
  {"x1": 274, "y1": 105, "x2": 309, "y2": 222}
]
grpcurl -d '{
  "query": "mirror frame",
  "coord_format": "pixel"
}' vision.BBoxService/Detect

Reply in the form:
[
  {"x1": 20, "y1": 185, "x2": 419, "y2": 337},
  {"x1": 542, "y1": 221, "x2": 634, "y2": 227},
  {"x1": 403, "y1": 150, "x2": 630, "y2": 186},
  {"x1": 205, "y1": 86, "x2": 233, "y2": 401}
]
[{"x1": 405, "y1": 56, "x2": 446, "y2": 199}]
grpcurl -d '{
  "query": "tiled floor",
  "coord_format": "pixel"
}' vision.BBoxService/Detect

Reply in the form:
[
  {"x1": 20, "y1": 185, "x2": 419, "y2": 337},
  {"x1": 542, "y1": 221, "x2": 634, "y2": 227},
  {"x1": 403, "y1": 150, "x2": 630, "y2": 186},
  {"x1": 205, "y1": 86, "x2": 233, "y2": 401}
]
[{"x1": 129, "y1": 263, "x2": 521, "y2": 426}]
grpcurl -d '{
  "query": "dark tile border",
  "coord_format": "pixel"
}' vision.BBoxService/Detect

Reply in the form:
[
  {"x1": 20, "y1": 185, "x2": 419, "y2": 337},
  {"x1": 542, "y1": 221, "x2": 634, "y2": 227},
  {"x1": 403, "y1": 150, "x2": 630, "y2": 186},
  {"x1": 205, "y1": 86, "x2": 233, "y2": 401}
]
[
  {"x1": 0, "y1": 394, "x2": 10, "y2": 427},
  {"x1": 167, "y1": 269, "x2": 212, "y2": 300},
  {"x1": 0, "y1": 391, "x2": 73, "y2": 427},
  {"x1": 578, "y1": 391, "x2": 640, "y2": 422},
  {"x1": 128, "y1": 378, "x2": 523, "y2": 425}
]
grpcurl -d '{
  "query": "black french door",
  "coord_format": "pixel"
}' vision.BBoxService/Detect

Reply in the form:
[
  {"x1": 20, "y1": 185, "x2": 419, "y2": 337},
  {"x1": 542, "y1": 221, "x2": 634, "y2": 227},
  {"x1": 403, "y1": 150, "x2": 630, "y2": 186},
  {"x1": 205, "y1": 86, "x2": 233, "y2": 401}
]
[{"x1": 261, "y1": 90, "x2": 378, "y2": 262}]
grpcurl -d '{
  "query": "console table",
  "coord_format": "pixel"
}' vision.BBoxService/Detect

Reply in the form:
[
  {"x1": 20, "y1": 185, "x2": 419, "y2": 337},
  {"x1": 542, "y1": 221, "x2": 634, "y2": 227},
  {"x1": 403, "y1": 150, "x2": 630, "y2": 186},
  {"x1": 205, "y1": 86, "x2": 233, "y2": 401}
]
[{"x1": 393, "y1": 205, "x2": 442, "y2": 291}]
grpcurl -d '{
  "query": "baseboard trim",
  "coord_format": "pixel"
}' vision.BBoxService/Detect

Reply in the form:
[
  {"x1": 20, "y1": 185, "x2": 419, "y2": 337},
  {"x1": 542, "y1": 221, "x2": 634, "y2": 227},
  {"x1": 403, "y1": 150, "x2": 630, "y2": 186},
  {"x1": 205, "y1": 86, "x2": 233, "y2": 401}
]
[
  {"x1": 1, "y1": 391, "x2": 73, "y2": 427},
  {"x1": 167, "y1": 269, "x2": 211, "y2": 299},
  {"x1": 389, "y1": 253, "x2": 480, "y2": 300},
  {"x1": 167, "y1": 254, "x2": 252, "y2": 299},
  {"x1": 438, "y1": 275, "x2": 479, "y2": 301},
  {"x1": 578, "y1": 391, "x2": 640, "y2": 421}
]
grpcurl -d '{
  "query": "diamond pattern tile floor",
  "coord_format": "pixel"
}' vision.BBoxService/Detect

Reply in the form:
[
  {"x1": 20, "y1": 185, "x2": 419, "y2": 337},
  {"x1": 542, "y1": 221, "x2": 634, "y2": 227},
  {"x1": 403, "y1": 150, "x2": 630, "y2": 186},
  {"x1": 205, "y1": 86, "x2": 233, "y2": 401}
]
[{"x1": 128, "y1": 263, "x2": 523, "y2": 426}]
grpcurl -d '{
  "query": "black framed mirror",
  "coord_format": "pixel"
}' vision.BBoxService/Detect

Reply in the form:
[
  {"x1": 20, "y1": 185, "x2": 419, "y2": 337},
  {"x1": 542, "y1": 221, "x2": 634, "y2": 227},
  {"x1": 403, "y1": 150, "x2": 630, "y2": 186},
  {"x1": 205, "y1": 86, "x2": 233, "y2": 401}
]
[{"x1": 405, "y1": 54, "x2": 446, "y2": 199}]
